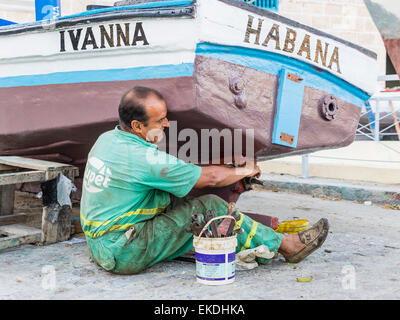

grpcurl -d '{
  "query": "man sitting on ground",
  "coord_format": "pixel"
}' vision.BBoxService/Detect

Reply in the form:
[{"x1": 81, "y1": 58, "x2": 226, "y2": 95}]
[{"x1": 80, "y1": 86, "x2": 329, "y2": 274}]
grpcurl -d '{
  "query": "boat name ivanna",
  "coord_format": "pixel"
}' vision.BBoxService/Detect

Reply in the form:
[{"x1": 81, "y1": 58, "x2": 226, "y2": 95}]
[{"x1": 59, "y1": 22, "x2": 149, "y2": 52}]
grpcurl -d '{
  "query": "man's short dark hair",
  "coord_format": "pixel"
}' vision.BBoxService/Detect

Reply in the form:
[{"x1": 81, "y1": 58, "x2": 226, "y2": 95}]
[{"x1": 118, "y1": 86, "x2": 164, "y2": 129}]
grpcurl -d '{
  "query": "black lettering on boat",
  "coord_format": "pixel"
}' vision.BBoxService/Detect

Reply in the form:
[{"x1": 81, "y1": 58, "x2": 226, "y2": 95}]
[
  {"x1": 242, "y1": 17, "x2": 342, "y2": 74},
  {"x1": 68, "y1": 28, "x2": 83, "y2": 51},
  {"x1": 132, "y1": 22, "x2": 149, "y2": 46},
  {"x1": 116, "y1": 23, "x2": 130, "y2": 47},
  {"x1": 314, "y1": 39, "x2": 328, "y2": 67},
  {"x1": 60, "y1": 30, "x2": 66, "y2": 52},
  {"x1": 328, "y1": 46, "x2": 341, "y2": 73},
  {"x1": 60, "y1": 22, "x2": 149, "y2": 52},
  {"x1": 262, "y1": 23, "x2": 281, "y2": 50},
  {"x1": 100, "y1": 24, "x2": 114, "y2": 48},
  {"x1": 283, "y1": 28, "x2": 296, "y2": 53},
  {"x1": 82, "y1": 27, "x2": 99, "y2": 50},
  {"x1": 244, "y1": 15, "x2": 263, "y2": 45},
  {"x1": 297, "y1": 34, "x2": 311, "y2": 60}
]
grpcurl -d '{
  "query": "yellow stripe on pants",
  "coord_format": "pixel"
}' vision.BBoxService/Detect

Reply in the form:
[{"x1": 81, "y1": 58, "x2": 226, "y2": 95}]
[
  {"x1": 235, "y1": 213, "x2": 244, "y2": 230},
  {"x1": 241, "y1": 221, "x2": 258, "y2": 252}
]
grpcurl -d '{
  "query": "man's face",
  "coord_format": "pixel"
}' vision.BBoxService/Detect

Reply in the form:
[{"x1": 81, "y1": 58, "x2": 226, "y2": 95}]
[{"x1": 140, "y1": 95, "x2": 170, "y2": 144}]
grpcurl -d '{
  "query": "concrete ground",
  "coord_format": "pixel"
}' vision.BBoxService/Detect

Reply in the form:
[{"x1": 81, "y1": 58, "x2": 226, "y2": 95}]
[{"x1": 1, "y1": 188, "x2": 400, "y2": 300}]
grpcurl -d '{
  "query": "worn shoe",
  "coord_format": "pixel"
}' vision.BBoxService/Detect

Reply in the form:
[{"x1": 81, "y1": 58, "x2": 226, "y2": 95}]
[{"x1": 285, "y1": 218, "x2": 329, "y2": 264}]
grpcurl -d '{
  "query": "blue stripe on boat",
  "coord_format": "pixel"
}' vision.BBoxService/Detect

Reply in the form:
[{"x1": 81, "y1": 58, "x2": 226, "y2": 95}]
[
  {"x1": 59, "y1": 0, "x2": 195, "y2": 20},
  {"x1": 0, "y1": 63, "x2": 194, "y2": 88},
  {"x1": 0, "y1": 0, "x2": 195, "y2": 31},
  {"x1": 196, "y1": 42, "x2": 370, "y2": 108},
  {"x1": 0, "y1": 42, "x2": 370, "y2": 109}
]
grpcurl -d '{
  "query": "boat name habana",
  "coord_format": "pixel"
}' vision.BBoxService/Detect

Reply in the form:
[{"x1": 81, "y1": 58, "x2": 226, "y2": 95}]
[
  {"x1": 244, "y1": 15, "x2": 341, "y2": 74},
  {"x1": 59, "y1": 22, "x2": 149, "y2": 52}
]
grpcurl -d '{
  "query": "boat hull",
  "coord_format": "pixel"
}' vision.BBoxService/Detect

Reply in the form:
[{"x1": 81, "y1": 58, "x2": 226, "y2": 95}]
[
  {"x1": 364, "y1": 0, "x2": 400, "y2": 76},
  {"x1": 0, "y1": 50, "x2": 362, "y2": 164},
  {"x1": 0, "y1": 0, "x2": 378, "y2": 200}
]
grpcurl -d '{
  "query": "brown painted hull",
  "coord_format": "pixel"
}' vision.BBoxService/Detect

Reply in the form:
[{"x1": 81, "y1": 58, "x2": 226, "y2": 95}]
[
  {"x1": 0, "y1": 56, "x2": 364, "y2": 202},
  {"x1": 384, "y1": 38, "x2": 400, "y2": 77},
  {"x1": 194, "y1": 56, "x2": 360, "y2": 160},
  {"x1": 0, "y1": 55, "x2": 361, "y2": 167},
  {"x1": 363, "y1": 0, "x2": 400, "y2": 77},
  {"x1": 0, "y1": 77, "x2": 195, "y2": 165},
  {"x1": 0, "y1": 0, "x2": 375, "y2": 204}
]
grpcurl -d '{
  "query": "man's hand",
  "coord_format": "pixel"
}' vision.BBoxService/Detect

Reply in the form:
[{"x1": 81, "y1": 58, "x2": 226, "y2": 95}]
[
  {"x1": 249, "y1": 163, "x2": 261, "y2": 178},
  {"x1": 194, "y1": 159, "x2": 261, "y2": 189},
  {"x1": 234, "y1": 158, "x2": 261, "y2": 178},
  {"x1": 233, "y1": 155, "x2": 247, "y2": 167}
]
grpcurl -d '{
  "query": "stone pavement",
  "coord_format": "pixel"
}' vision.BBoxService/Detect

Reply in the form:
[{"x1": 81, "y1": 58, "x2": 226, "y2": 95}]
[
  {"x1": 1, "y1": 188, "x2": 400, "y2": 300},
  {"x1": 259, "y1": 173, "x2": 400, "y2": 208}
]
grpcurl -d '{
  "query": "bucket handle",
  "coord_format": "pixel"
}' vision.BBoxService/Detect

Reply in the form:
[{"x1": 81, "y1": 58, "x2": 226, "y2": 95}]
[{"x1": 194, "y1": 215, "x2": 237, "y2": 246}]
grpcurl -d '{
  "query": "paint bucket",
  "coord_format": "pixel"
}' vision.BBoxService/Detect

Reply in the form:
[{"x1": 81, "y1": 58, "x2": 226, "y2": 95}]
[{"x1": 193, "y1": 215, "x2": 237, "y2": 286}]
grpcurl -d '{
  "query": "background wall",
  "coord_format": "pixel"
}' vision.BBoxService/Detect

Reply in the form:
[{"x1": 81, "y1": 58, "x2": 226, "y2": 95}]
[
  {"x1": 278, "y1": 0, "x2": 387, "y2": 81},
  {"x1": 0, "y1": 0, "x2": 36, "y2": 22},
  {"x1": 60, "y1": 0, "x2": 115, "y2": 16}
]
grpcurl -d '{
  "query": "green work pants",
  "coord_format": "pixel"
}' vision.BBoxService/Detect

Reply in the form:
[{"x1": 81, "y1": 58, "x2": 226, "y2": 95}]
[{"x1": 85, "y1": 194, "x2": 283, "y2": 275}]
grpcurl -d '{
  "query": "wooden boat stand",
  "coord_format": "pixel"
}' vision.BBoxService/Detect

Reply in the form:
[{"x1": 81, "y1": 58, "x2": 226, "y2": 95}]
[{"x1": 0, "y1": 156, "x2": 79, "y2": 251}]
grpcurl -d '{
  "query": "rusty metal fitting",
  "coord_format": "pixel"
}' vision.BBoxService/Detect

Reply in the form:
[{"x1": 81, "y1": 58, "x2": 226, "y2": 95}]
[
  {"x1": 229, "y1": 77, "x2": 245, "y2": 95},
  {"x1": 234, "y1": 93, "x2": 247, "y2": 109},
  {"x1": 319, "y1": 95, "x2": 339, "y2": 121},
  {"x1": 229, "y1": 77, "x2": 247, "y2": 109}
]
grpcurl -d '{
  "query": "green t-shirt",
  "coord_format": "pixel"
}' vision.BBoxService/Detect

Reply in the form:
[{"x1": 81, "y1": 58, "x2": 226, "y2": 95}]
[{"x1": 80, "y1": 126, "x2": 202, "y2": 239}]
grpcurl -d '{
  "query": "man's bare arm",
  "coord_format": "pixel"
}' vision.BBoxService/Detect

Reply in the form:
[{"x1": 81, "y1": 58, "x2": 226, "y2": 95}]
[{"x1": 193, "y1": 163, "x2": 261, "y2": 189}]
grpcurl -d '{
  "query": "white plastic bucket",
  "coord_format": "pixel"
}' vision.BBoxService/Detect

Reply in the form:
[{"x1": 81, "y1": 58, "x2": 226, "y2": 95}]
[{"x1": 193, "y1": 216, "x2": 238, "y2": 286}]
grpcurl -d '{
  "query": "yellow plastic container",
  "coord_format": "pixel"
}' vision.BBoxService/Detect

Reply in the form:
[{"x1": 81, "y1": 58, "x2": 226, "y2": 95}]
[{"x1": 274, "y1": 219, "x2": 309, "y2": 234}]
